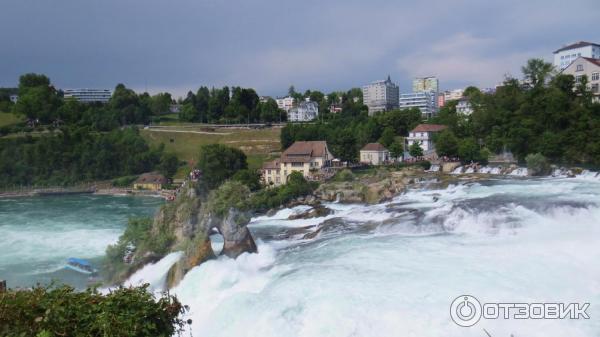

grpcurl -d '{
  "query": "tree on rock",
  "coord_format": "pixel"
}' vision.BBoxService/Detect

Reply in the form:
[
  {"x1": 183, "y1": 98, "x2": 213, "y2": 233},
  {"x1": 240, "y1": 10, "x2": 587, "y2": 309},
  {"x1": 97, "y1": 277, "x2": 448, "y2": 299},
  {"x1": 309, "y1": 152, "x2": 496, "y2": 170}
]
[{"x1": 197, "y1": 144, "x2": 247, "y2": 189}]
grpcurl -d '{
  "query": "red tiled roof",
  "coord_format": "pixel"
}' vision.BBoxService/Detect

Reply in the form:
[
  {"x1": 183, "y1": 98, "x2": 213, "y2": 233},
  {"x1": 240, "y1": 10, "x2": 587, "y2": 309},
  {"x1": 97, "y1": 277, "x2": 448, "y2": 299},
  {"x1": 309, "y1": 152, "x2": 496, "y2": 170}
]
[
  {"x1": 583, "y1": 57, "x2": 600, "y2": 67},
  {"x1": 361, "y1": 143, "x2": 388, "y2": 151},
  {"x1": 410, "y1": 124, "x2": 447, "y2": 133},
  {"x1": 281, "y1": 141, "x2": 329, "y2": 163},
  {"x1": 554, "y1": 41, "x2": 600, "y2": 54}
]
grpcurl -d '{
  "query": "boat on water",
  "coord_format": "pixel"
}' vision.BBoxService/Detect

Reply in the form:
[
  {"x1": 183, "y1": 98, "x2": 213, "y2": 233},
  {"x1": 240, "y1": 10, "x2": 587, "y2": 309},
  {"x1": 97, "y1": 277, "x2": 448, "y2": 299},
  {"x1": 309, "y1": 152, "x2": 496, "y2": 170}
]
[{"x1": 65, "y1": 258, "x2": 98, "y2": 275}]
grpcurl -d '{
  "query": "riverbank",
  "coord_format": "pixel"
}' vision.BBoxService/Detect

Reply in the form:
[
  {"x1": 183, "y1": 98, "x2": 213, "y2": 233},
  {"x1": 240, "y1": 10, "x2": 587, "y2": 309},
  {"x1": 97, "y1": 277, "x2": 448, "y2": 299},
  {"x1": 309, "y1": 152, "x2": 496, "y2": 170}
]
[{"x1": 0, "y1": 184, "x2": 170, "y2": 199}]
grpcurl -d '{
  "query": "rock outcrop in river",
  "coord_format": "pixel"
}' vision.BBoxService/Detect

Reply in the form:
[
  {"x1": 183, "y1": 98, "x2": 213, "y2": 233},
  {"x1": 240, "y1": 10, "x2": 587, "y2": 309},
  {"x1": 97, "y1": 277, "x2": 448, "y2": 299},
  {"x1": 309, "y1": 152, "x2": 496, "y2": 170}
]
[{"x1": 116, "y1": 180, "x2": 257, "y2": 288}]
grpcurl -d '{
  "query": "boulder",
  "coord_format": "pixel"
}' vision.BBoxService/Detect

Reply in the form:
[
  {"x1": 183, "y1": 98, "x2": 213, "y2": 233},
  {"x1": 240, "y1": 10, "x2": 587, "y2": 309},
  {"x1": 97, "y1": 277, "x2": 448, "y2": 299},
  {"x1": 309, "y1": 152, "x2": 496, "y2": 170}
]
[
  {"x1": 288, "y1": 205, "x2": 333, "y2": 220},
  {"x1": 217, "y1": 208, "x2": 257, "y2": 258}
]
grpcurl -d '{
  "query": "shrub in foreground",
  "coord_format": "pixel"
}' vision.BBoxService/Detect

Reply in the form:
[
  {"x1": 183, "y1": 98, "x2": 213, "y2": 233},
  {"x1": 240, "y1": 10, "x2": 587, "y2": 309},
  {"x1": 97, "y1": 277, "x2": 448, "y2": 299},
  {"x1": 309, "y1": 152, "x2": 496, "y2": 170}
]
[
  {"x1": 0, "y1": 284, "x2": 187, "y2": 337},
  {"x1": 526, "y1": 153, "x2": 551, "y2": 176}
]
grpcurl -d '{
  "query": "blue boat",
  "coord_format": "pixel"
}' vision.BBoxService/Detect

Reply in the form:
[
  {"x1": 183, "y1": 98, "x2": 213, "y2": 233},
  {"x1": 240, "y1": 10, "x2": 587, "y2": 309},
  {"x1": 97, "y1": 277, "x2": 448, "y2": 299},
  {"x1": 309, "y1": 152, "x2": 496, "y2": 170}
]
[{"x1": 65, "y1": 258, "x2": 98, "y2": 275}]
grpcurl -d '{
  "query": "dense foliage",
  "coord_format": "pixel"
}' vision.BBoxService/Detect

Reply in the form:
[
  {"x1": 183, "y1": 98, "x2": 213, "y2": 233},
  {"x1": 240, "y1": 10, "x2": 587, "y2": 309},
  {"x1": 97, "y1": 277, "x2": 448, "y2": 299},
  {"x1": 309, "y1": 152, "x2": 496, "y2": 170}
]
[
  {"x1": 7, "y1": 74, "x2": 173, "y2": 130},
  {"x1": 281, "y1": 108, "x2": 421, "y2": 161},
  {"x1": 431, "y1": 59, "x2": 600, "y2": 166},
  {"x1": 248, "y1": 172, "x2": 318, "y2": 212},
  {"x1": 0, "y1": 127, "x2": 175, "y2": 187},
  {"x1": 197, "y1": 144, "x2": 248, "y2": 189},
  {"x1": 0, "y1": 284, "x2": 187, "y2": 337},
  {"x1": 178, "y1": 86, "x2": 285, "y2": 123}
]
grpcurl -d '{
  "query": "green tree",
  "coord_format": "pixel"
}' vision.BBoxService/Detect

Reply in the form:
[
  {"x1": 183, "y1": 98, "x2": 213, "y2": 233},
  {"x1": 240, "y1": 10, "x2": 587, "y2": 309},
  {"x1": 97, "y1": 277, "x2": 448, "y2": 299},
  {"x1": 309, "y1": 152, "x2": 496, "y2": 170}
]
[
  {"x1": 409, "y1": 142, "x2": 423, "y2": 158},
  {"x1": 378, "y1": 127, "x2": 396, "y2": 147},
  {"x1": 435, "y1": 129, "x2": 459, "y2": 157},
  {"x1": 150, "y1": 92, "x2": 172, "y2": 115},
  {"x1": 458, "y1": 138, "x2": 481, "y2": 163},
  {"x1": 232, "y1": 169, "x2": 261, "y2": 191},
  {"x1": 178, "y1": 102, "x2": 198, "y2": 122},
  {"x1": 388, "y1": 140, "x2": 404, "y2": 159},
  {"x1": 197, "y1": 144, "x2": 248, "y2": 189},
  {"x1": 522, "y1": 58, "x2": 555, "y2": 87},
  {"x1": 526, "y1": 153, "x2": 551, "y2": 176}
]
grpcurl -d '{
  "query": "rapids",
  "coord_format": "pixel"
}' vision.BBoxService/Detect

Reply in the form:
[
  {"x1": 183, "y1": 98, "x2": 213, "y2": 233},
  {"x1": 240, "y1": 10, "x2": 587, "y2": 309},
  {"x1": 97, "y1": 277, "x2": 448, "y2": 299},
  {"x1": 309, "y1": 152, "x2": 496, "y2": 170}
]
[{"x1": 132, "y1": 176, "x2": 600, "y2": 336}]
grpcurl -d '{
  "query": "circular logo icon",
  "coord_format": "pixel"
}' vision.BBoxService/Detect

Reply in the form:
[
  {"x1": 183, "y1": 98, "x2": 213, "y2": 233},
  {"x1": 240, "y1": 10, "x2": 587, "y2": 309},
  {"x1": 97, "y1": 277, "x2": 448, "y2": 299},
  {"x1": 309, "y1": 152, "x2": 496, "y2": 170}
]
[{"x1": 450, "y1": 295, "x2": 482, "y2": 327}]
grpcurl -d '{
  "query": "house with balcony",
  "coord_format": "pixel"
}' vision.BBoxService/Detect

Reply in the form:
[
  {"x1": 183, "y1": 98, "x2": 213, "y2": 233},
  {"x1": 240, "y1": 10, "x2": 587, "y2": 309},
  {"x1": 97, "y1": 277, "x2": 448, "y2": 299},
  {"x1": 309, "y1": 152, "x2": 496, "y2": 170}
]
[{"x1": 260, "y1": 141, "x2": 333, "y2": 186}]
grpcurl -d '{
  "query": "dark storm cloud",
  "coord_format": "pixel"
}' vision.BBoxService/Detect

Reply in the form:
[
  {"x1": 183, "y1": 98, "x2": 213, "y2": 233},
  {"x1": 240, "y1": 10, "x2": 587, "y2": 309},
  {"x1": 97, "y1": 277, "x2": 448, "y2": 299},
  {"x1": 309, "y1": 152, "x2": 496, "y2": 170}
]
[{"x1": 1, "y1": 0, "x2": 598, "y2": 97}]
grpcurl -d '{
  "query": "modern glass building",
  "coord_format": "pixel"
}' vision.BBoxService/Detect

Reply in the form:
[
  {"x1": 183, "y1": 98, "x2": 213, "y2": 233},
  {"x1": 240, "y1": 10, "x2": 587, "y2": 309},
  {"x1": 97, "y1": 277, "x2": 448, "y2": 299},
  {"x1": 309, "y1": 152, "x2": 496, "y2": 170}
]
[{"x1": 63, "y1": 88, "x2": 112, "y2": 103}]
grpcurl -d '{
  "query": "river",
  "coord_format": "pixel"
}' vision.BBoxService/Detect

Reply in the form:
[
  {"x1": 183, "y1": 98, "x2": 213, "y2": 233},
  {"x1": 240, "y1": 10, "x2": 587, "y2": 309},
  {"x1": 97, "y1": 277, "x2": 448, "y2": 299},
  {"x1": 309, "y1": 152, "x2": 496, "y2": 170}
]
[
  {"x1": 0, "y1": 194, "x2": 163, "y2": 289},
  {"x1": 2, "y1": 176, "x2": 599, "y2": 336}
]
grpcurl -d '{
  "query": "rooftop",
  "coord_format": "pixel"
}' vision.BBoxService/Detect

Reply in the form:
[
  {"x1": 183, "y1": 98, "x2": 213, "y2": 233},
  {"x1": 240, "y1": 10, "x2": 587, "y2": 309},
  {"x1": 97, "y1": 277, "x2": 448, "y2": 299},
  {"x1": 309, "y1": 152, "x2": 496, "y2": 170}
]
[
  {"x1": 554, "y1": 41, "x2": 600, "y2": 54},
  {"x1": 135, "y1": 172, "x2": 168, "y2": 184},
  {"x1": 583, "y1": 57, "x2": 600, "y2": 67},
  {"x1": 361, "y1": 143, "x2": 388, "y2": 152},
  {"x1": 281, "y1": 141, "x2": 329, "y2": 163},
  {"x1": 411, "y1": 124, "x2": 447, "y2": 133}
]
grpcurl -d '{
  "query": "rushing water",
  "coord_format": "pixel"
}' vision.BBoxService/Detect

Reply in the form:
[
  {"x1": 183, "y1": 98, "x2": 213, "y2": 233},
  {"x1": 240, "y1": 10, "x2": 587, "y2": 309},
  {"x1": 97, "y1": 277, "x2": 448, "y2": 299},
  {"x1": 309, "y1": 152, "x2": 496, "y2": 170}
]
[
  {"x1": 130, "y1": 176, "x2": 600, "y2": 337},
  {"x1": 0, "y1": 194, "x2": 163, "y2": 289}
]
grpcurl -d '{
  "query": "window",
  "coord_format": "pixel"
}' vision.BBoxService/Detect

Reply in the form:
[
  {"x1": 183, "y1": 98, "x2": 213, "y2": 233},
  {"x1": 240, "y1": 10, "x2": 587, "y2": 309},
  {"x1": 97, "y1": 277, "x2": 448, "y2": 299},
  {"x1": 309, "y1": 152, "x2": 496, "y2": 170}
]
[
  {"x1": 575, "y1": 75, "x2": 583, "y2": 83},
  {"x1": 292, "y1": 162, "x2": 303, "y2": 167},
  {"x1": 592, "y1": 84, "x2": 599, "y2": 93},
  {"x1": 592, "y1": 72, "x2": 599, "y2": 81},
  {"x1": 576, "y1": 64, "x2": 584, "y2": 72}
]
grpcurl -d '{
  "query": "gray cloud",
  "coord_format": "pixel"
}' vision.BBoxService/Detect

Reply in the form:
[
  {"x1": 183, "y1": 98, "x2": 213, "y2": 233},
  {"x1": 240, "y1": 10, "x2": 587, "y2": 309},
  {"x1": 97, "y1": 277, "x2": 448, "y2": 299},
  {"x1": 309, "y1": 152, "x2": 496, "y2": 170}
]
[{"x1": 1, "y1": 0, "x2": 598, "y2": 97}]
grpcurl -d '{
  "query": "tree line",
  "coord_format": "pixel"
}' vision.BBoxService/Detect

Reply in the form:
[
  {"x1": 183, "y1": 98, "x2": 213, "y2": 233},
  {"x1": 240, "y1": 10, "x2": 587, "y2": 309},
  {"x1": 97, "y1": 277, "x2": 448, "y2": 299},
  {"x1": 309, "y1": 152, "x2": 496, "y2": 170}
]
[
  {"x1": 430, "y1": 58, "x2": 600, "y2": 166},
  {"x1": 0, "y1": 127, "x2": 178, "y2": 187}
]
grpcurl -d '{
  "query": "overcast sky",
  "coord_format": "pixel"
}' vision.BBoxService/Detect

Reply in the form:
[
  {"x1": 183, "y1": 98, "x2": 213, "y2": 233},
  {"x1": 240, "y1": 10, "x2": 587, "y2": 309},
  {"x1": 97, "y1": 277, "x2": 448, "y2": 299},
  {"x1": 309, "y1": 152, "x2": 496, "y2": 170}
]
[{"x1": 1, "y1": 0, "x2": 598, "y2": 98}]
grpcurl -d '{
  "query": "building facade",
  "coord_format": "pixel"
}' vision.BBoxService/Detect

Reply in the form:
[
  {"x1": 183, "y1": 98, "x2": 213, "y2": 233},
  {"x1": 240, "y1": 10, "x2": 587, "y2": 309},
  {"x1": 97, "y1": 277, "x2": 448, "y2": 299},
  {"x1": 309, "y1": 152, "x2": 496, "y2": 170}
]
[
  {"x1": 560, "y1": 56, "x2": 600, "y2": 101},
  {"x1": 360, "y1": 143, "x2": 390, "y2": 165},
  {"x1": 553, "y1": 41, "x2": 600, "y2": 71},
  {"x1": 276, "y1": 96, "x2": 295, "y2": 112},
  {"x1": 362, "y1": 75, "x2": 399, "y2": 116},
  {"x1": 443, "y1": 89, "x2": 464, "y2": 102},
  {"x1": 456, "y1": 98, "x2": 473, "y2": 115},
  {"x1": 261, "y1": 141, "x2": 333, "y2": 186},
  {"x1": 133, "y1": 172, "x2": 168, "y2": 190},
  {"x1": 63, "y1": 89, "x2": 112, "y2": 103},
  {"x1": 288, "y1": 101, "x2": 318, "y2": 122},
  {"x1": 406, "y1": 124, "x2": 447, "y2": 153},
  {"x1": 412, "y1": 77, "x2": 439, "y2": 93},
  {"x1": 399, "y1": 91, "x2": 438, "y2": 118}
]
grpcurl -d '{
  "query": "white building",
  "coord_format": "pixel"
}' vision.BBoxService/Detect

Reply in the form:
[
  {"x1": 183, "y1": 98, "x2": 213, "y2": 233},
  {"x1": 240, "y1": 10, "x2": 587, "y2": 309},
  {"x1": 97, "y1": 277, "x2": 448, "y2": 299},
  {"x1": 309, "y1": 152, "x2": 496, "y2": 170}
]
[
  {"x1": 288, "y1": 101, "x2": 318, "y2": 122},
  {"x1": 63, "y1": 89, "x2": 112, "y2": 103},
  {"x1": 9, "y1": 94, "x2": 18, "y2": 103},
  {"x1": 360, "y1": 143, "x2": 390, "y2": 165},
  {"x1": 406, "y1": 124, "x2": 447, "y2": 153},
  {"x1": 399, "y1": 91, "x2": 438, "y2": 119},
  {"x1": 413, "y1": 77, "x2": 439, "y2": 93},
  {"x1": 362, "y1": 75, "x2": 399, "y2": 116},
  {"x1": 443, "y1": 89, "x2": 464, "y2": 102},
  {"x1": 261, "y1": 141, "x2": 333, "y2": 186},
  {"x1": 456, "y1": 98, "x2": 473, "y2": 115},
  {"x1": 553, "y1": 41, "x2": 600, "y2": 71},
  {"x1": 560, "y1": 56, "x2": 600, "y2": 101},
  {"x1": 276, "y1": 96, "x2": 295, "y2": 112}
]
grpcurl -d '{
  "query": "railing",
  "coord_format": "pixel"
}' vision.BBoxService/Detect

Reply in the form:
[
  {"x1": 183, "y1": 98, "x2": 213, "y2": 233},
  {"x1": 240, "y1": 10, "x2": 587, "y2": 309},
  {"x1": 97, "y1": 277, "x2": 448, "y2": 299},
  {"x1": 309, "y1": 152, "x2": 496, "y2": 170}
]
[{"x1": 0, "y1": 182, "x2": 102, "y2": 197}]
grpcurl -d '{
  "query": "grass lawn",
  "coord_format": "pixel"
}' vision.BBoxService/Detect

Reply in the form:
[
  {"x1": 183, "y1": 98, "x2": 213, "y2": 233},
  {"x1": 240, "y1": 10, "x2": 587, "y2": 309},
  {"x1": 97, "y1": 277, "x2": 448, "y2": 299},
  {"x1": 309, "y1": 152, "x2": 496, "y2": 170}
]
[
  {"x1": 141, "y1": 126, "x2": 282, "y2": 177},
  {"x1": 0, "y1": 111, "x2": 23, "y2": 128}
]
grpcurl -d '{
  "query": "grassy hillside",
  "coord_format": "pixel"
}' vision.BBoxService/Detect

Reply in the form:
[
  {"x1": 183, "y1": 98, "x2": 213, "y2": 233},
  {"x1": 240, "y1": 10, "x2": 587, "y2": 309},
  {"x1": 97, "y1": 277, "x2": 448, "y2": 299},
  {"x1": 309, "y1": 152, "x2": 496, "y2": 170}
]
[
  {"x1": 0, "y1": 111, "x2": 23, "y2": 128},
  {"x1": 140, "y1": 125, "x2": 281, "y2": 177}
]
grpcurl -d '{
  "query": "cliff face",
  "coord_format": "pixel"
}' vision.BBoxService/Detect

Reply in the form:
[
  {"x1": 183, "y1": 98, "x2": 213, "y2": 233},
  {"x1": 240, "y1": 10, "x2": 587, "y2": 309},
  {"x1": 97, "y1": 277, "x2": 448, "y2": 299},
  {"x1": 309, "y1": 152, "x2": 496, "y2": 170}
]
[{"x1": 140, "y1": 181, "x2": 257, "y2": 288}]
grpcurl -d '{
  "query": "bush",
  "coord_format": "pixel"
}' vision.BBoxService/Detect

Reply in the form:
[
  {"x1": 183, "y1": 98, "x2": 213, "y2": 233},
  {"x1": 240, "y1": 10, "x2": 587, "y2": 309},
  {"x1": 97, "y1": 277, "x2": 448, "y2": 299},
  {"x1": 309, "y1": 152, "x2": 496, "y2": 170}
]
[
  {"x1": 526, "y1": 153, "x2": 551, "y2": 176},
  {"x1": 207, "y1": 180, "x2": 251, "y2": 216},
  {"x1": 249, "y1": 172, "x2": 317, "y2": 212},
  {"x1": 0, "y1": 284, "x2": 187, "y2": 337},
  {"x1": 334, "y1": 169, "x2": 355, "y2": 182},
  {"x1": 232, "y1": 169, "x2": 261, "y2": 191},
  {"x1": 408, "y1": 142, "x2": 423, "y2": 157}
]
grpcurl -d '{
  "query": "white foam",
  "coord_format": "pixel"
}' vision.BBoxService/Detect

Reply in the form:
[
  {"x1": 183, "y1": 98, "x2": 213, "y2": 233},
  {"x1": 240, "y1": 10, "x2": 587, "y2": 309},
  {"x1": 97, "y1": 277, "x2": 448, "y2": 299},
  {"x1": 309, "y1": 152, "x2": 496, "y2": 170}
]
[{"x1": 124, "y1": 251, "x2": 183, "y2": 292}]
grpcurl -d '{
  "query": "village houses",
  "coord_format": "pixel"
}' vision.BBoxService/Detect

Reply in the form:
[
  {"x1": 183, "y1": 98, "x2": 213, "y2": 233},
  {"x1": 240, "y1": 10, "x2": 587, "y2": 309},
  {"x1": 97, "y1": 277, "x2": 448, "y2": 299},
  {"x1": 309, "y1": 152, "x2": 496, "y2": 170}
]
[{"x1": 406, "y1": 124, "x2": 447, "y2": 153}]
